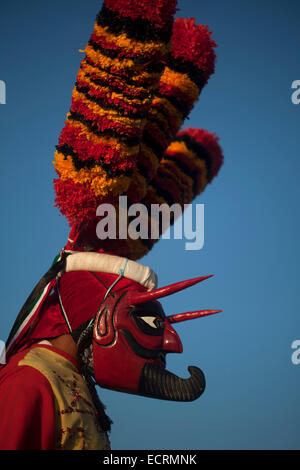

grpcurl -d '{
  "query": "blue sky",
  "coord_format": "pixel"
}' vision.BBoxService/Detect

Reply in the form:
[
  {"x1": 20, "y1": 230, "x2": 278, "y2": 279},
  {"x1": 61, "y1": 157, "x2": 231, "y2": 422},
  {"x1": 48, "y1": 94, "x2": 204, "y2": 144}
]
[{"x1": 1, "y1": 0, "x2": 300, "y2": 449}]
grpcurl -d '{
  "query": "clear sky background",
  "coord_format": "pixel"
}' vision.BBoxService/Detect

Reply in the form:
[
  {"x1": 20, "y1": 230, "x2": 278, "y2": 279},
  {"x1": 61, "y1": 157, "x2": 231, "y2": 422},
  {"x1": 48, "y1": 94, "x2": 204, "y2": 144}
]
[{"x1": 1, "y1": 0, "x2": 300, "y2": 450}]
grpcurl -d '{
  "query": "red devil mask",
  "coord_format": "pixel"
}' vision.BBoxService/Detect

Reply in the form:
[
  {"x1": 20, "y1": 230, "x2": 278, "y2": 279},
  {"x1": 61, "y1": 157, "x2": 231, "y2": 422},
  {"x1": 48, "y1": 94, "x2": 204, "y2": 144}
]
[
  {"x1": 5, "y1": 251, "x2": 220, "y2": 403},
  {"x1": 91, "y1": 275, "x2": 221, "y2": 402}
]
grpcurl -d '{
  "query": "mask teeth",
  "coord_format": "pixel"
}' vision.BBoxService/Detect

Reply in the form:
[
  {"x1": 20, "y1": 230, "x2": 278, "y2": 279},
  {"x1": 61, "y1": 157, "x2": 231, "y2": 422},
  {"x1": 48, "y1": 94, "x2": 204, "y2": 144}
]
[
  {"x1": 167, "y1": 309, "x2": 222, "y2": 324},
  {"x1": 127, "y1": 275, "x2": 213, "y2": 306}
]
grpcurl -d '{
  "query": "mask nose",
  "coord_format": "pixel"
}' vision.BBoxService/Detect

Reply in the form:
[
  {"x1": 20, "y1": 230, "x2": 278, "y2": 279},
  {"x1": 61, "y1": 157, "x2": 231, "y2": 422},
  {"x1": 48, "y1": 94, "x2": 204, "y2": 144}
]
[{"x1": 163, "y1": 321, "x2": 183, "y2": 353}]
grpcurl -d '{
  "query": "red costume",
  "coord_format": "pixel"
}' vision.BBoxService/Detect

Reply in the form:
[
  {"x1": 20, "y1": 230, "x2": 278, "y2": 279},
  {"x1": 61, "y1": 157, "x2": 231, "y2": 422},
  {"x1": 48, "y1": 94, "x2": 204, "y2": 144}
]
[
  {"x1": 0, "y1": 0, "x2": 223, "y2": 450},
  {"x1": 0, "y1": 343, "x2": 109, "y2": 450}
]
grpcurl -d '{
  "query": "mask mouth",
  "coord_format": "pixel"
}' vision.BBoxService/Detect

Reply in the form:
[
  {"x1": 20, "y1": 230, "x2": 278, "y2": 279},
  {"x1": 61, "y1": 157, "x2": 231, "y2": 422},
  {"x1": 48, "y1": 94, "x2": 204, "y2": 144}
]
[{"x1": 138, "y1": 363, "x2": 206, "y2": 402}]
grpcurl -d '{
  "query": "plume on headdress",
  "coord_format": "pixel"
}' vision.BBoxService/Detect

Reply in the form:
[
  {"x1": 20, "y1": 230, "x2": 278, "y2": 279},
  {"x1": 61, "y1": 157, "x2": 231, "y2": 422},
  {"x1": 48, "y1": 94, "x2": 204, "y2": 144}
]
[
  {"x1": 54, "y1": 0, "x2": 177, "y2": 228},
  {"x1": 125, "y1": 17, "x2": 218, "y2": 203},
  {"x1": 53, "y1": 1, "x2": 223, "y2": 259}
]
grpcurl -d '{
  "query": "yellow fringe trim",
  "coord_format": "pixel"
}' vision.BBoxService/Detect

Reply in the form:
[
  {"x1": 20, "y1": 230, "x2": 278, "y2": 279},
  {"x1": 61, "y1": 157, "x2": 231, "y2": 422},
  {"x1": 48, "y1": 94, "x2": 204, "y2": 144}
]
[
  {"x1": 72, "y1": 87, "x2": 147, "y2": 128},
  {"x1": 144, "y1": 120, "x2": 169, "y2": 151},
  {"x1": 65, "y1": 119, "x2": 139, "y2": 158},
  {"x1": 54, "y1": 152, "x2": 131, "y2": 197},
  {"x1": 80, "y1": 60, "x2": 149, "y2": 95},
  {"x1": 157, "y1": 162, "x2": 194, "y2": 203},
  {"x1": 77, "y1": 68, "x2": 153, "y2": 108},
  {"x1": 139, "y1": 143, "x2": 160, "y2": 174},
  {"x1": 150, "y1": 96, "x2": 183, "y2": 131},
  {"x1": 166, "y1": 141, "x2": 208, "y2": 194},
  {"x1": 146, "y1": 108, "x2": 173, "y2": 139},
  {"x1": 85, "y1": 45, "x2": 160, "y2": 83},
  {"x1": 93, "y1": 23, "x2": 170, "y2": 58},
  {"x1": 160, "y1": 67, "x2": 200, "y2": 101}
]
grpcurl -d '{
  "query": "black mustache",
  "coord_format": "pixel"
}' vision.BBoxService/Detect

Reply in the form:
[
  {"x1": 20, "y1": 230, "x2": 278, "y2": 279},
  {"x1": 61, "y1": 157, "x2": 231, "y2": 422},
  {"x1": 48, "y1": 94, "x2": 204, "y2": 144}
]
[{"x1": 138, "y1": 363, "x2": 206, "y2": 402}]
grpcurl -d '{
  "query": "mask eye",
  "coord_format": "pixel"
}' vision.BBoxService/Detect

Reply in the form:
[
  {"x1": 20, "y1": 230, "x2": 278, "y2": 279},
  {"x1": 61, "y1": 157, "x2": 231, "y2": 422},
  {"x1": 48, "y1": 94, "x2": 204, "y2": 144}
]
[
  {"x1": 140, "y1": 316, "x2": 163, "y2": 329},
  {"x1": 133, "y1": 313, "x2": 165, "y2": 336}
]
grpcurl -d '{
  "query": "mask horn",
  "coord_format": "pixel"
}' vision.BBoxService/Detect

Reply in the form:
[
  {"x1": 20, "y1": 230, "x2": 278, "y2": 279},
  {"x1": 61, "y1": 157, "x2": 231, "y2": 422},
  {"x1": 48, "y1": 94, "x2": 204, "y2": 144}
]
[
  {"x1": 127, "y1": 275, "x2": 213, "y2": 306},
  {"x1": 168, "y1": 309, "x2": 222, "y2": 324}
]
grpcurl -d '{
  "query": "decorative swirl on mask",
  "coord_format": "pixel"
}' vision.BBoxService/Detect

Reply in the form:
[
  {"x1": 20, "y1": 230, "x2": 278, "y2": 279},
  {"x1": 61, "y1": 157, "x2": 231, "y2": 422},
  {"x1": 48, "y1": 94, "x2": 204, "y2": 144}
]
[{"x1": 94, "y1": 304, "x2": 116, "y2": 346}]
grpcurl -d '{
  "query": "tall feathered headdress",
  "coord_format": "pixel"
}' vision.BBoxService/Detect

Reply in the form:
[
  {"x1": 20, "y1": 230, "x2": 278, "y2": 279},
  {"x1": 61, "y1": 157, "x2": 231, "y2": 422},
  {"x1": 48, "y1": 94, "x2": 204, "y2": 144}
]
[{"x1": 53, "y1": 0, "x2": 223, "y2": 259}]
